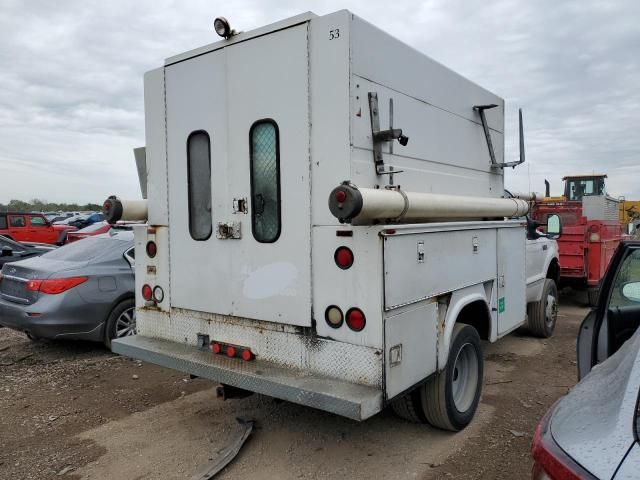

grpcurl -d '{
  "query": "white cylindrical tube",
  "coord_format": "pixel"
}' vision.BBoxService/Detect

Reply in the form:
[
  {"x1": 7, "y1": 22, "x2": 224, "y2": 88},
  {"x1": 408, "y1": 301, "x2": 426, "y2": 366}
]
[
  {"x1": 103, "y1": 196, "x2": 148, "y2": 223},
  {"x1": 329, "y1": 185, "x2": 530, "y2": 224},
  {"x1": 509, "y1": 191, "x2": 541, "y2": 202}
]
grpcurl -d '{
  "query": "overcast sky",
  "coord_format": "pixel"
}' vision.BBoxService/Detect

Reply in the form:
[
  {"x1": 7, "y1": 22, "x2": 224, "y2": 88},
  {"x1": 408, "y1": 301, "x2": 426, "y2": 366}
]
[{"x1": 1, "y1": 0, "x2": 638, "y2": 204}]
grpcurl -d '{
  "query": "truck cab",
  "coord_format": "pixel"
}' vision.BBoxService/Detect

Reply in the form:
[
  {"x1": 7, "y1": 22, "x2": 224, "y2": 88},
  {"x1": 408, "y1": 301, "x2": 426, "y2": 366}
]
[
  {"x1": 563, "y1": 174, "x2": 607, "y2": 201},
  {"x1": 0, "y1": 212, "x2": 76, "y2": 245}
]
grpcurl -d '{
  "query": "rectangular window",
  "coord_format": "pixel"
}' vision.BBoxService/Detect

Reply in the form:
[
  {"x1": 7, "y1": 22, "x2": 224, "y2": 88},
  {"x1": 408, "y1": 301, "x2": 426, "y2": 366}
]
[
  {"x1": 249, "y1": 120, "x2": 281, "y2": 243},
  {"x1": 29, "y1": 215, "x2": 47, "y2": 227},
  {"x1": 0, "y1": 216, "x2": 6, "y2": 229},
  {"x1": 9, "y1": 216, "x2": 25, "y2": 228},
  {"x1": 187, "y1": 131, "x2": 212, "y2": 241}
]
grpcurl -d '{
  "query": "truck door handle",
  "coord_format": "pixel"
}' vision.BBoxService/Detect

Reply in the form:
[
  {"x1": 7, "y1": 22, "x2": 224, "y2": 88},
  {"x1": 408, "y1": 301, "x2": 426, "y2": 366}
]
[{"x1": 253, "y1": 193, "x2": 265, "y2": 215}]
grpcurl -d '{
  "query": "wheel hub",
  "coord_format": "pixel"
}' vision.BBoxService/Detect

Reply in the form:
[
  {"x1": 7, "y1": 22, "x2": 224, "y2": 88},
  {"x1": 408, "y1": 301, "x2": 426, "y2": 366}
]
[
  {"x1": 451, "y1": 342, "x2": 479, "y2": 412},
  {"x1": 545, "y1": 294, "x2": 557, "y2": 326},
  {"x1": 115, "y1": 307, "x2": 137, "y2": 338}
]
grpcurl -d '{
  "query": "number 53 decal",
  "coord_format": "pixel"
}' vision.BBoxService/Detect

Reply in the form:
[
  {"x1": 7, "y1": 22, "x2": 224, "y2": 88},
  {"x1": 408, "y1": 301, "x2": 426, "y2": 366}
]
[{"x1": 329, "y1": 29, "x2": 340, "y2": 40}]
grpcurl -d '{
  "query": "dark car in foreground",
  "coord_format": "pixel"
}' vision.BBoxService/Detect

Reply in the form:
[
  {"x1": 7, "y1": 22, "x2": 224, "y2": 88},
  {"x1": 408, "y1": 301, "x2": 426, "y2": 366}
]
[
  {"x1": 0, "y1": 230, "x2": 135, "y2": 349},
  {"x1": 0, "y1": 235, "x2": 56, "y2": 266},
  {"x1": 532, "y1": 241, "x2": 640, "y2": 479}
]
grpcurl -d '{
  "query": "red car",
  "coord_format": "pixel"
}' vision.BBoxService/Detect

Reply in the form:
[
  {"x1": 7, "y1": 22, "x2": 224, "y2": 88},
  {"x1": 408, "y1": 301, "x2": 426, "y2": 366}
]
[
  {"x1": 0, "y1": 212, "x2": 76, "y2": 245},
  {"x1": 66, "y1": 222, "x2": 112, "y2": 243}
]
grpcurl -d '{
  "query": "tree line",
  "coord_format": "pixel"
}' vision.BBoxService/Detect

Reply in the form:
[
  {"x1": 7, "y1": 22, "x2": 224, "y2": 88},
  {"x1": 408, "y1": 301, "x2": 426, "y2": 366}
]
[{"x1": 0, "y1": 199, "x2": 103, "y2": 213}]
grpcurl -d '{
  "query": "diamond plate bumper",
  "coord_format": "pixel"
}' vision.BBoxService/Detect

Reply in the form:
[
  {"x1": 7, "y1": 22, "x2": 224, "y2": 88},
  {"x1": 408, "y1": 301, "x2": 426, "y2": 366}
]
[{"x1": 113, "y1": 335, "x2": 383, "y2": 421}]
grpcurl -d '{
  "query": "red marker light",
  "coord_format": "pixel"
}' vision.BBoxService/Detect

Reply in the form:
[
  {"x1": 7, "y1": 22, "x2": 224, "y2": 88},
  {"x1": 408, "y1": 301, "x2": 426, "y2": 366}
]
[
  {"x1": 346, "y1": 308, "x2": 366, "y2": 331},
  {"x1": 226, "y1": 345, "x2": 236, "y2": 358},
  {"x1": 211, "y1": 343, "x2": 221, "y2": 354},
  {"x1": 241, "y1": 350, "x2": 254, "y2": 361},
  {"x1": 334, "y1": 247, "x2": 354, "y2": 269},
  {"x1": 142, "y1": 284, "x2": 153, "y2": 301},
  {"x1": 335, "y1": 190, "x2": 347, "y2": 203},
  {"x1": 146, "y1": 241, "x2": 157, "y2": 258}
]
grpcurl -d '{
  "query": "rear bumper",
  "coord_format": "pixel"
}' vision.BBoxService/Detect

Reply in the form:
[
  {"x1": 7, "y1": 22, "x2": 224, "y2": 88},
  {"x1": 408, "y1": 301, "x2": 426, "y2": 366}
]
[
  {"x1": 113, "y1": 335, "x2": 383, "y2": 421},
  {"x1": 0, "y1": 294, "x2": 105, "y2": 341}
]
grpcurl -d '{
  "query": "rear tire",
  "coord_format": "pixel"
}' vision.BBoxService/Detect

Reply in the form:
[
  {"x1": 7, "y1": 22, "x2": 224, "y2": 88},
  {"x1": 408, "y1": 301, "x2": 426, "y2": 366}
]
[
  {"x1": 527, "y1": 279, "x2": 558, "y2": 338},
  {"x1": 104, "y1": 299, "x2": 136, "y2": 350},
  {"x1": 391, "y1": 389, "x2": 425, "y2": 423},
  {"x1": 391, "y1": 324, "x2": 483, "y2": 431}
]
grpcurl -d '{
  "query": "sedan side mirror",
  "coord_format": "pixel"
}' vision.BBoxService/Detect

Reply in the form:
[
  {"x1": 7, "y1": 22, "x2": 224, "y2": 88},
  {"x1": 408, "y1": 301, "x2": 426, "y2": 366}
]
[{"x1": 1, "y1": 246, "x2": 14, "y2": 257}]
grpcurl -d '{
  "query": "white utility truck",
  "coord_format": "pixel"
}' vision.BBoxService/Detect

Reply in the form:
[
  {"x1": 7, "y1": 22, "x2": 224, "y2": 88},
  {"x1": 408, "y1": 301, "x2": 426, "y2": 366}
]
[{"x1": 105, "y1": 10, "x2": 561, "y2": 431}]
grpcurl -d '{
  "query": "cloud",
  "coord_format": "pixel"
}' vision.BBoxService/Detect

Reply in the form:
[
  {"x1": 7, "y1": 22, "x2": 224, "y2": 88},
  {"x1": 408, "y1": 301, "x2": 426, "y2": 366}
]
[{"x1": 0, "y1": 0, "x2": 638, "y2": 203}]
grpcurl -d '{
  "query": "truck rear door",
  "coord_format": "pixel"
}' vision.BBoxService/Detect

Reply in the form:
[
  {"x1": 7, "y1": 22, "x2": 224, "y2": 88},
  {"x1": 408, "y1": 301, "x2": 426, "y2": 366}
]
[{"x1": 165, "y1": 24, "x2": 311, "y2": 326}]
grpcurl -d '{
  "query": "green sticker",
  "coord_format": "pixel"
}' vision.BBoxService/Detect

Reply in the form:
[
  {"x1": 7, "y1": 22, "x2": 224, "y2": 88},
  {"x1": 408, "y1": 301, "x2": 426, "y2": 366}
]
[{"x1": 498, "y1": 297, "x2": 505, "y2": 313}]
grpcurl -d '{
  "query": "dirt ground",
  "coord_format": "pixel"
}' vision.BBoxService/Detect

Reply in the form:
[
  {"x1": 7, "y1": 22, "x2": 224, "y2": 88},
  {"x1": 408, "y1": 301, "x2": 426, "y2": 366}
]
[{"x1": 0, "y1": 292, "x2": 587, "y2": 480}]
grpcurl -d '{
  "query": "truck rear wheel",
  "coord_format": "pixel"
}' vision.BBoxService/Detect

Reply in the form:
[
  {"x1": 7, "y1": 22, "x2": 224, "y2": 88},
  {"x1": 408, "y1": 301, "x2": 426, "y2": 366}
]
[
  {"x1": 527, "y1": 279, "x2": 558, "y2": 338},
  {"x1": 391, "y1": 324, "x2": 483, "y2": 431}
]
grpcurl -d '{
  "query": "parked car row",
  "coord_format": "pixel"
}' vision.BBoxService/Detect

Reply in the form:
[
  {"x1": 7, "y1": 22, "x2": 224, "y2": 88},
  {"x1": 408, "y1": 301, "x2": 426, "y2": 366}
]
[
  {"x1": 0, "y1": 211, "x2": 109, "y2": 245},
  {"x1": 0, "y1": 229, "x2": 136, "y2": 348},
  {"x1": 54, "y1": 212, "x2": 104, "y2": 229},
  {"x1": 0, "y1": 212, "x2": 76, "y2": 245}
]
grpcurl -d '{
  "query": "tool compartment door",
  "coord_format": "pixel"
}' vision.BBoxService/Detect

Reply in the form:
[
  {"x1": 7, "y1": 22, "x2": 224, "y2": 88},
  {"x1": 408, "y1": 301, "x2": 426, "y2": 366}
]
[
  {"x1": 496, "y1": 227, "x2": 526, "y2": 335},
  {"x1": 165, "y1": 24, "x2": 311, "y2": 326}
]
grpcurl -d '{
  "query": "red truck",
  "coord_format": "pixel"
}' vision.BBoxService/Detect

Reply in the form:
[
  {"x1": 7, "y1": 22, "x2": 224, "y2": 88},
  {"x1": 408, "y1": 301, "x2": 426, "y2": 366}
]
[
  {"x1": 532, "y1": 175, "x2": 626, "y2": 304},
  {"x1": 0, "y1": 212, "x2": 76, "y2": 245}
]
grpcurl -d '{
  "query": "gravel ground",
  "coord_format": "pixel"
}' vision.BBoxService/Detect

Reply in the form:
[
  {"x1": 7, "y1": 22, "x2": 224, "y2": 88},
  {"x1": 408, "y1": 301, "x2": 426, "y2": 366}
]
[{"x1": 0, "y1": 292, "x2": 587, "y2": 479}]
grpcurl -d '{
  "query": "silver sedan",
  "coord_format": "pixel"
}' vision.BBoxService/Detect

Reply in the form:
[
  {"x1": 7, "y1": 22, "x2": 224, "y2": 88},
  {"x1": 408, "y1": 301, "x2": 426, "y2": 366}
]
[
  {"x1": 532, "y1": 240, "x2": 640, "y2": 479},
  {"x1": 0, "y1": 230, "x2": 135, "y2": 349}
]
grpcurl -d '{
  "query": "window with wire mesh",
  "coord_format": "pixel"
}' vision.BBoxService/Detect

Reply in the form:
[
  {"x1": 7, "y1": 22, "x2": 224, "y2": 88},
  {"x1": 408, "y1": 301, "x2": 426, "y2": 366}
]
[
  {"x1": 249, "y1": 120, "x2": 281, "y2": 243},
  {"x1": 187, "y1": 131, "x2": 212, "y2": 241}
]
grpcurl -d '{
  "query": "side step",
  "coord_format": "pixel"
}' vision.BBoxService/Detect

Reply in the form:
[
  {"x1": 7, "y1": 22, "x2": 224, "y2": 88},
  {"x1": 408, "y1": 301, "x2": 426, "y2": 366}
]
[{"x1": 113, "y1": 336, "x2": 383, "y2": 421}]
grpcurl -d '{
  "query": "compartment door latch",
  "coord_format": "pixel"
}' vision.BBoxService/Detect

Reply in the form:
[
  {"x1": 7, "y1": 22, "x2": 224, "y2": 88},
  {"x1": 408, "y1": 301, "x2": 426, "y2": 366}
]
[{"x1": 216, "y1": 222, "x2": 241, "y2": 239}]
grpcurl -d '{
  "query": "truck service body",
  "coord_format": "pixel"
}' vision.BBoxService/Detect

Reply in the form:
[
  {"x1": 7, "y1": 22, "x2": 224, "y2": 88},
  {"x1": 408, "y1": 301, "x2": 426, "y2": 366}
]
[{"x1": 110, "y1": 11, "x2": 559, "y2": 429}]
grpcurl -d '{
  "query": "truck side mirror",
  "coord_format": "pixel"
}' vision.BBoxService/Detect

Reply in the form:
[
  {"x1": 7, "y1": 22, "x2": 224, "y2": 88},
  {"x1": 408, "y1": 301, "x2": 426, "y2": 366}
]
[
  {"x1": 546, "y1": 214, "x2": 562, "y2": 239},
  {"x1": 1, "y1": 246, "x2": 13, "y2": 257}
]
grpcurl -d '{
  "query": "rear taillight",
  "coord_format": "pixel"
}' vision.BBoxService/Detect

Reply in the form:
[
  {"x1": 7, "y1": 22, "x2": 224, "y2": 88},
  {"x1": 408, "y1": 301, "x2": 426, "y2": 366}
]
[
  {"x1": 141, "y1": 284, "x2": 153, "y2": 301},
  {"x1": 334, "y1": 246, "x2": 354, "y2": 269},
  {"x1": 346, "y1": 308, "x2": 366, "y2": 331},
  {"x1": 531, "y1": 405, "x2": 594, "y2": 480},
  {"x1": 26, "y1": 276, "x2": 88, "y2": 294},
  {"x1": 146, "y1": 241, "x2": 157, "y2": 258}
]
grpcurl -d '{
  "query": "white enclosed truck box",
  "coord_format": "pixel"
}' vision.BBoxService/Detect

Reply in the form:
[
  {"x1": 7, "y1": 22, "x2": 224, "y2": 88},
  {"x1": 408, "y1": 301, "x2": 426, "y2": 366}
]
[{"x1": 107, "y1": 10, "x2": 560, "y2": 431}]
